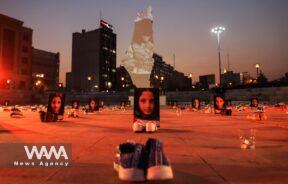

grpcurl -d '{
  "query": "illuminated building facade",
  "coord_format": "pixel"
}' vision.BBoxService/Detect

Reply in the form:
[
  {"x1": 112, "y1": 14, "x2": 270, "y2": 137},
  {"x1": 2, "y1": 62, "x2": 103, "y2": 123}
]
[
  {"x1": 115, "y1": 66, "x2": 133, "y2": 91},
  {"x1": 69, "y1": 20, "x2": 116, "y2": 92},
  {"x1": 221, "y1": 70, "x2": 241, "y2": 87},
  {"x1": 31, "y1": 48, "x2": 60, "y2": 91},
  {"x1": 199, "y1": 74, "x2": 216, "y2": 90},
  {"x1": 151, "y1": 53, "x2": 192, "y2": 91},
  {"x1": 0, "y1": 14, "x2": 33, "y2": 90}
]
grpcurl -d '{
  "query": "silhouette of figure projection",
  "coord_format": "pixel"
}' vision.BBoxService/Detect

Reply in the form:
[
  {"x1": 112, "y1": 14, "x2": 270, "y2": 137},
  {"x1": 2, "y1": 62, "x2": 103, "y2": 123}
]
[{"x1": 122, "y1": 6, "x2": 154, "y2": 87}]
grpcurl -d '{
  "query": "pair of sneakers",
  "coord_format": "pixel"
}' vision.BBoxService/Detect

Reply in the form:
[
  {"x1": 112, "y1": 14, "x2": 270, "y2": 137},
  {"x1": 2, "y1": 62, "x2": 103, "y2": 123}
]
[
  {"x1": 133, "y1": 119, "x2": 159, "y2": 133},
  {"x1": 114, "y1": 138, "x2": 173, "y2": 182}
]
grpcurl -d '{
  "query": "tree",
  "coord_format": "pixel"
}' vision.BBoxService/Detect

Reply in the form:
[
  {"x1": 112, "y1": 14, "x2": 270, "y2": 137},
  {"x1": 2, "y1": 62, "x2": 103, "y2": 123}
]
[{"x1": 257, "y1": 70, "x2": 268, "y2": 84}]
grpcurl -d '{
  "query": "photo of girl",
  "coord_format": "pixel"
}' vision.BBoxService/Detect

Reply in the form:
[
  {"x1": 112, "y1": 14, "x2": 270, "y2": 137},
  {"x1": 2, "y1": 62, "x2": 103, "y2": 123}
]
[
  {"x1": 40, "y1": 93, "x2": 65, "y2": 122},
  {"x1": 250, "y1": 98, "x2": 259, "y2": 108},
  {"x1": 86, "y1": 98, "x2": 99, "y2": 113},
  {"x1": 68, "y1": 100, "x2": 80, "y2": 118},
  {"x1": 213, "y1": 94, "x2": 232, "y2": 115},
  {"x1": 134, "y1": 88, "x2": 159, "y2": 121},
  {"x1": 214, "y1": 95, "x2": 226, "y2": 113},
  {"x1": 47, "y1": 93, "x2": 65, "y2": 115},
  {"x1": 192, "y1": 98, "x2": 201, "y2": 111},
  {"x1": 72, "y1": 100, "x2": 79, "y2": 109},
  {"x1": 48, "y1": 93, "x2": 65, "y2": 120},
  {"x1": 133, "y1": 88, "x2": 160, "y2": 133}
]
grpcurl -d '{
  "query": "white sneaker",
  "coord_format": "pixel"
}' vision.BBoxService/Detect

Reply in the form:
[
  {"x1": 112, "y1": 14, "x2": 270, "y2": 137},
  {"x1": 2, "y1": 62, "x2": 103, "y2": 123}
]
[
  {"x1": 146, "y1": 138, "x2": 174, "y2": 180},
  {"x1": 146, "y1": 121, "x2": 157, "y2": 133},
  {"x1": 133, "y1": 121, "x2": 145, "y2": 132}
]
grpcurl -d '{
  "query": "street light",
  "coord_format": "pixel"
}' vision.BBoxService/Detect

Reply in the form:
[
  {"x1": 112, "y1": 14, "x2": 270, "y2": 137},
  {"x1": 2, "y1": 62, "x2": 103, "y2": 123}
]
[
  {"x1": 87, "y1": 76, "x2": 92, "y2": 92},
  {"x1": 211, "y1": 26, "x2": 226, "y2": 87},
  {"x1": 160, "y1": 76, "x2": 165, "y2": 94},
  {"x1": 255, "y1": 64, "x2": 260, "y2": 78}
]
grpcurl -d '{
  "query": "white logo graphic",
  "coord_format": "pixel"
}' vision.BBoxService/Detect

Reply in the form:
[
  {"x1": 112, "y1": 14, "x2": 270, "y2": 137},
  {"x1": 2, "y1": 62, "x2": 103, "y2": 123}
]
[{"x1": 24, "y1": 145, "x2": 69, "y2": 160}]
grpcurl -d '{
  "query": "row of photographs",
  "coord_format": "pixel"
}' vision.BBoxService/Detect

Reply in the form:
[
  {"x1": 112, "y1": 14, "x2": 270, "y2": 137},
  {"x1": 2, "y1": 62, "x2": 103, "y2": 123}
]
[{"x1": 44, "y1": 88, "x2": 261, "y2": 121}]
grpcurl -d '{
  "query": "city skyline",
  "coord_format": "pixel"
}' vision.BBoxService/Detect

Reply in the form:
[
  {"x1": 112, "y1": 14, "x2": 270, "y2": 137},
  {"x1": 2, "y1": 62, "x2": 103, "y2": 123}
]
[{"x1": 0, "y1": 0, "x2": 287, "y2": 84}]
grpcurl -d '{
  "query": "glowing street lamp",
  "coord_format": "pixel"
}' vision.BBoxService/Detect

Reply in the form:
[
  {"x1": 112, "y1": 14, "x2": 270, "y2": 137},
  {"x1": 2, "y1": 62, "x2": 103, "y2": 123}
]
[
  {"x1": 255, "y1": 64, "x2": 260, "y2": 77},
  {"x1": 211, "y1": 26, "x2": 226, "y2": 87},
  {"x1": 87, "y1": 76, "x2": 92, "y2": 91}
]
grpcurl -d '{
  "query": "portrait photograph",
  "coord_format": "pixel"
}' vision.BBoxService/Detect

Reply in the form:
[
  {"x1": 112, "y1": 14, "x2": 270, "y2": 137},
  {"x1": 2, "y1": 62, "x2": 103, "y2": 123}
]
[
  {"x1": 87, "y1": 98, "x2": 99, "y2": 112},
  {"x1": 47, "y1": 93, "x2": 65, "y2": 116},
  {"x1": 192, "y1": 98, "x2": 201, "y2": 110},
  {"x1": 250, "y1": 98, "x2": 259, "y2": 108},
  {"x1": 72, "y1": 100, "x2": 80, "y2": 109},
  {"x1": 214, "y1": 94, "x2": 226, "y2": 111},
  {"x1": 134, "y1": 88, "x2": 159, "y2": 121}
]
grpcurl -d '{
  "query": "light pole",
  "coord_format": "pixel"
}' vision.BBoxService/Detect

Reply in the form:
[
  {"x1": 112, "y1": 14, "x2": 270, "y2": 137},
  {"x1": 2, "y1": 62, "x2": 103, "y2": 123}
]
[
  {"x1": 255, "y1": 64, "x2": 260, "y2": 78},
  {"x1": 160, "y1": 76, "x2": 165, "y2": 94},
  {"x1": 188, "y1": 73, "x2": 193, "y2": 89},
  {"x1": 211, "y1": 26, "x2": 226, "y2": 87},
  {"x1": 87, "y1": 76, "x2": 92, "y2": 92}
]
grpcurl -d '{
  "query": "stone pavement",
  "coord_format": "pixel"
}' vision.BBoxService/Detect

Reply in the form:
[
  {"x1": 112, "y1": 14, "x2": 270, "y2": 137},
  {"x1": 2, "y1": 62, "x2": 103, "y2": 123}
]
[{"x1": 0, "y1": 108, "x2": 287, "y2": 184}]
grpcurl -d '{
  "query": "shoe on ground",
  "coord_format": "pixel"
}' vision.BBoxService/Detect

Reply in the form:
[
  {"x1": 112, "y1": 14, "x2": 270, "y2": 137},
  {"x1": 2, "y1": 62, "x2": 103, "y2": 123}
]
[
  {"x1": 114, "y1": 142, "x2": 146, "y2": 182},
  {"x1": 133, "y1": 120, "x2": 145, "y2": 133},
  {"x1": 145, "y1": 121, "x2": 157, "y2": 133},
  {"x1": 145, "y1": 138, "x2": 173, "y2": 180}
]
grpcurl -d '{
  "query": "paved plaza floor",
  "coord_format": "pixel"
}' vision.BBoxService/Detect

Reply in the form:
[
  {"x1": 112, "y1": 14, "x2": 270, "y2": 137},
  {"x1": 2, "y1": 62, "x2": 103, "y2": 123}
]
[{"x1": 0, "y1": 108, "x2": 288, "y2": 184}]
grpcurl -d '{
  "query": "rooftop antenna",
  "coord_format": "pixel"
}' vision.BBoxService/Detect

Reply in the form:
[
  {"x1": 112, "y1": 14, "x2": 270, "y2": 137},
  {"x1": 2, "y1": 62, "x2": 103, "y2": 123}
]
[{"x1": 173, "y1": 54, "x2": 176, "y2": 69}]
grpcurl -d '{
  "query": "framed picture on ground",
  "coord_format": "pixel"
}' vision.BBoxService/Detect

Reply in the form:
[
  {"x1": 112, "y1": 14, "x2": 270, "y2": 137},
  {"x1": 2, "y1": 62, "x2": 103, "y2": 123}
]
[
  {"x1": 47, "y1": 93, "x2": 65, "y2": 116},
  {"x1": 134, "y1": 88, "x2": 159, "y2": 121}
]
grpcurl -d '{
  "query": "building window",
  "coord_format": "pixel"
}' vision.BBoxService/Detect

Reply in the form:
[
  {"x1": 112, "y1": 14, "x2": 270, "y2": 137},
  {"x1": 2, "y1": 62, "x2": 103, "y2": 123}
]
[
  {"x1": 19, "y1": 81, "x2": 26, "y2": 89},
  {"x1": 21, "y1": 69, "x2": 28, "y2": 75},
  {"x1": 2, "y1": 29, "x2": 15, "y2": 71},
  {"x1": 23, "y1": 34, "x2": 29, "y2": 41},
  {"x1": 22, "y1": 57, "x2": 28, "y2": 64},
  {"x1": 22, "y1": 46, "x2": 29, "y2": 52}
]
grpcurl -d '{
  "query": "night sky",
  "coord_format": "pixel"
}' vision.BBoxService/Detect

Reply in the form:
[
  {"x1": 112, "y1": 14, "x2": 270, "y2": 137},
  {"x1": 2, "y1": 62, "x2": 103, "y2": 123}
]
[{"x1": 1, "y1": 0, "x2": 287, "y2": 84}]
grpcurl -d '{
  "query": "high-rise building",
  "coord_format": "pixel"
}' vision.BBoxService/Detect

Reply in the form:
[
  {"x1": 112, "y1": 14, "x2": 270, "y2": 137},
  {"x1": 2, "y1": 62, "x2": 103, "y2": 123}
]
[
  {"x1": 69, "y1": 20, "x2": 116, "y2": 92},
  {"x1": 115, "y1": 66, "x2": 133, "y2": 91},
  {"x1": 199, "y1": 74, "x2": 216, "y2": 89},
  {"x1": 221, "y1": 70, "x2": 241, "y2": 87},
  {"x1": 151, "y1": 53, "x2": 191, "y2": 91},
  {"x1": 65, "y1": 72, "x2": 73, "y2": 91},
  {"x1": 31, "y1": 48, "x2": 60, "y2": 91},
  {"x1": 0, "y1": 14, "x2": 33, "y2": 90},
  {"x1": 241, "y1": 72, "x2": 255, "y2": 84}
]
